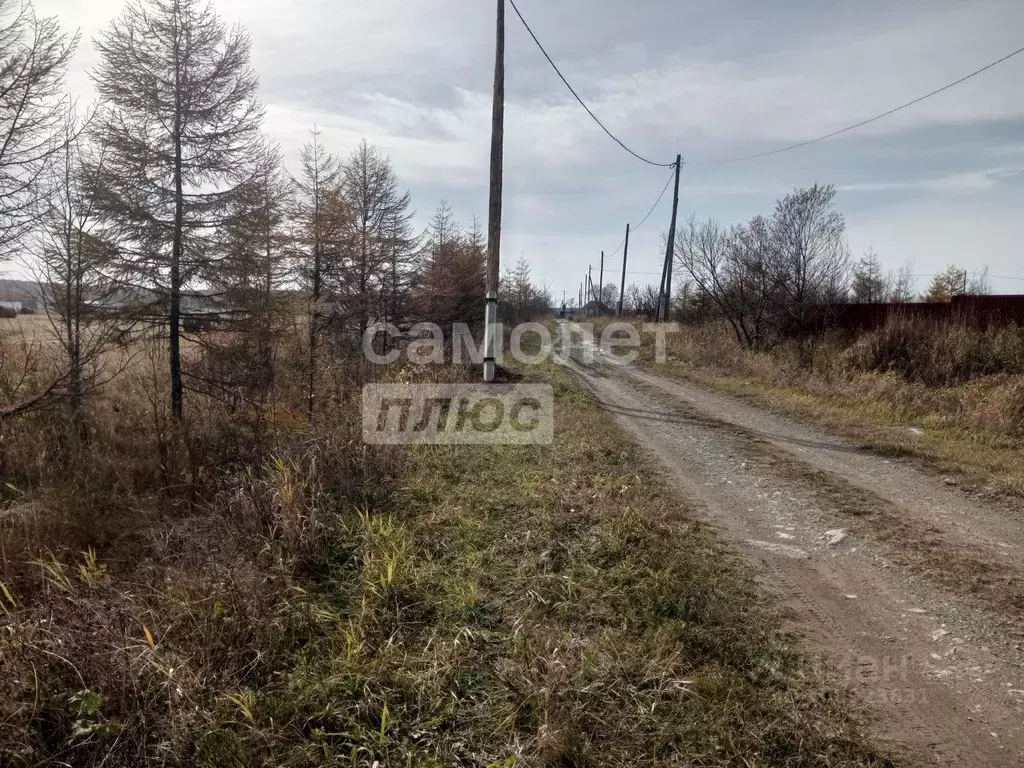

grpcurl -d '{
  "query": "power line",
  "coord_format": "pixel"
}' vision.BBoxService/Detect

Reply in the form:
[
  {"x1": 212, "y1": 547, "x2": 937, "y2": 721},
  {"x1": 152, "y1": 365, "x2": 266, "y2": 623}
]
[
  {"x1": 607, "y1": 167, "x2": 677, "y2": 258},
  {"x1": 911, "y1": 271, "x2": 1024, "y2": 280},
  {"x1": 632, "y1": 167, "x2": 678, "y2": 232},
  {"x1": 699, "y1": 44, "x2": 1024, "y2": 165},
  {"x1": 507, "y1": 0, "x2": 674, "y2": 169}
]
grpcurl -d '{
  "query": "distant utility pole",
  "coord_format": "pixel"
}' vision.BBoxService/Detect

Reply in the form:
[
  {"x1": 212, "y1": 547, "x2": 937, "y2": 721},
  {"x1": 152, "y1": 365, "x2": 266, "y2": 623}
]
[
  {"x1": 578, "y1": 282, "x2": 582, "y2": 309},
  {"x1": 598, "y1": 250, "x2": 604, "y2": 312},
  {"x1": 659, "y1": 154, "x2": 682, "y2": 322},
  {"x1": 618, "y1": 223, "x2": 630, "y2": 316},
  {"x1": 483, "y1": 0, "x2": 505, "y2": 382}
]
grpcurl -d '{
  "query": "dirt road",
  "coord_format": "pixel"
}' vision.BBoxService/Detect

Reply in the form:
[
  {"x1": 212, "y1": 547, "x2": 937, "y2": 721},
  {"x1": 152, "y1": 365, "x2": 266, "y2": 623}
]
[{"x1": 559, "y1": 325, "x2": 1024, "y2": 766}]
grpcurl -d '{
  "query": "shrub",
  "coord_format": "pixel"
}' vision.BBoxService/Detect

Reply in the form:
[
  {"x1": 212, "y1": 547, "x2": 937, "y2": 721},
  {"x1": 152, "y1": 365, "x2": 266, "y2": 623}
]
[
  {"x1": 0, "y1": 305, "x2": 16, "y2": 319},
  {"x1": 843, "y1": 317, "x2": 1024, "y2": 386}
]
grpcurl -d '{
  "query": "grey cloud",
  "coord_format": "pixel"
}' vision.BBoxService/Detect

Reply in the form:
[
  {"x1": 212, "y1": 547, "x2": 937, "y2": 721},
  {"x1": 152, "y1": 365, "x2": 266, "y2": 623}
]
[{"x1": 30, "y1": 0, "x2": 1024, "y2": 295}]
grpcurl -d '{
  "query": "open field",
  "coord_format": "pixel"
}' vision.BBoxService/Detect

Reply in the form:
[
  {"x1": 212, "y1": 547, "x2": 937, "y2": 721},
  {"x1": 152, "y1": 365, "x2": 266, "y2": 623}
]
[{"x1": 0, "y1": 313, "x2": 57, "y2": 342}]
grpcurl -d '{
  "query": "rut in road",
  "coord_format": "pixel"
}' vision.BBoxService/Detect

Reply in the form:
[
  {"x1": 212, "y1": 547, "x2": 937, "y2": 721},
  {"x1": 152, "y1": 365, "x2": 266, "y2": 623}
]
[{"x1": 559, "y1": 339, "x2": 1024, "y2": 767}]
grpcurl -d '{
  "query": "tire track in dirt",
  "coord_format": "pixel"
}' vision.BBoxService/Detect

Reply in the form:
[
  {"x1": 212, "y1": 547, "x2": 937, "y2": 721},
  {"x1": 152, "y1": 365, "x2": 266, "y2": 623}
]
[{"x1": 557, "y1": 331, "x2": 1024, "y2": 766}]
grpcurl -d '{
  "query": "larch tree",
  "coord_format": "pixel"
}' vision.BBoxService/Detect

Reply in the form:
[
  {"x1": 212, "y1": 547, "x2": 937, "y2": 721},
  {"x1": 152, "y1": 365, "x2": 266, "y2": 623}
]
[
  {"x1": 90, "y1": 0, "x2": 264, "y2": 422},
  {"x1": 339, "y1": 139, "x2": 412, "y2": 339},
  {"x1": 923, "y1": 264, "x2": 967, "y2": 302},
  {"x1": 37, "y1": 107, "x2": 121, "y2": 419},
  {"x1": 291, "y1": 127, "x2": 340, "y2": 417},
  {"x1": 204, "y1": 141, "x2": 292, "y2": 411},
  {"x1": 0, "y1": 0, "x2": 77, "y2": 262},
  {"x1": 416, "y1": 200, "x2": 481, "y2": 330},
  {"x1": 454, "y1": 215, "x2": 486, "y2": 325},
  {"x1": 380, "y1": 193, "x2": 418, "y2": 332},
  {"x1": 851, "y1": 248, "x2": 890, "y2": 303}
]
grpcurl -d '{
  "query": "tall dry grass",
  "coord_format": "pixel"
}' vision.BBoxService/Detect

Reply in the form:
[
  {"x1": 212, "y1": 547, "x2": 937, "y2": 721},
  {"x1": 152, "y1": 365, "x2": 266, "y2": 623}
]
[
  {"x1": 0, "y1": 321, "x2": 412, "y2": 766},
  {"x1": 843, "y1": 317, "x2": 1024, "y2": 387},
  {"x1": 629, "y1": 315, "x2": 1024, "y2": 495},
  {"x1": 653, "y1": 318, "x2": 1024, "y2": 439}
]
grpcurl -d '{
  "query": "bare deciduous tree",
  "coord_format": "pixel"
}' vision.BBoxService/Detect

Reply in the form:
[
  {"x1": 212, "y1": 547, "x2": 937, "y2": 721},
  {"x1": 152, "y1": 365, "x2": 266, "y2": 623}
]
[
  {"x1": 968, "y1": 266, "x2": 992, "y2": 297},
  {"x1": 675, "y1": 185, "x2": 850, "y2": 356},
  {"x1": 891, "y1": 260, "x2": 916, "y2": 303},
  {"x1": 675, "y1": 215, "x2": 778, "y2": 348},
  {"x1": 769, "y1": 183, "x2": 850, "y2": 343},
  {"x1": 623, "y1": 283, "x2": 661, "y2": 320},
  {"x1": 90, "y1": 0, "x2": 265, "y2": 422}
]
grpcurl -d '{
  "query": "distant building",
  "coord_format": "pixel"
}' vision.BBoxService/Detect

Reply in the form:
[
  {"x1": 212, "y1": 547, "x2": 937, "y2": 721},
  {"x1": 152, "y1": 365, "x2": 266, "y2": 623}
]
[{"x1": 0, "y1": 279, "x2": 41, "y2": 312}]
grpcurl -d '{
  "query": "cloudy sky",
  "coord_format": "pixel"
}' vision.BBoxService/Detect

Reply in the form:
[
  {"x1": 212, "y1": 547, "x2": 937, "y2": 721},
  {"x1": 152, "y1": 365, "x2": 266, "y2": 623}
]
[{"x1": 32, "y1": 0, "x2": 1024, "y2": 299}]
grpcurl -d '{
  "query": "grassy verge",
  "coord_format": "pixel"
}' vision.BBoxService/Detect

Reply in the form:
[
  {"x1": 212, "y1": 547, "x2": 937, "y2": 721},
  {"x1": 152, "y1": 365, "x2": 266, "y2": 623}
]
[
  {"x1": 209, "y1": 362, "x2": 886, "y2": 766},
  {"x1": 655, "y1": 362, "x2": 1024, "y2": 496},
  {"x1": 624, "y1": 321, "x2": 1024, "y2": 497}
]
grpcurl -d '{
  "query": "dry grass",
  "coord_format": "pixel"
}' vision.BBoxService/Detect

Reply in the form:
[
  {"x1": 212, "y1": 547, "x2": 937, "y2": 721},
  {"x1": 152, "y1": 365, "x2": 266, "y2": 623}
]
[
  {"x1": 0, "y1": 312, "x2": 53, "y2": 341},
  {"x1": 0, "y1": 325, "x2": 404, "y2": 766},
  {"x1": 626, "y1": 318, "x2": 1024, "y2": 496},
  {"x1": 1, "y1": 325, "x2": 890, "y2": 766}
]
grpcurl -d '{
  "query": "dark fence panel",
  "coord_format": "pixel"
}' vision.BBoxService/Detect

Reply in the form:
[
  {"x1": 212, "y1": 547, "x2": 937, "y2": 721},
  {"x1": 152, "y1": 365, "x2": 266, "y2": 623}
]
[{"x1": 826, "y1": 295, "x2": 1024, "y2": 332}]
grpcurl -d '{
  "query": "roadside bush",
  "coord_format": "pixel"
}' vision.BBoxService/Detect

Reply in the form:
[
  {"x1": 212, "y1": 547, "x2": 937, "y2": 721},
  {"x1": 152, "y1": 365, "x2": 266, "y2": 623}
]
[
  {"x1": 0, "y1": 306, "x2": 16, "y2": 319},
  {"x1": 844, "y1": 318, "x2": 1024, "y2": 386}
]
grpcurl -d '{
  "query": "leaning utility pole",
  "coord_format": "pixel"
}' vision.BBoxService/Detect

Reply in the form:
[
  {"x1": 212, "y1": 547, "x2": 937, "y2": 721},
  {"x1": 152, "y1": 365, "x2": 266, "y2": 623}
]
[
  {"x1": 598, "y1": 250, "x2": 604, "y2": 312},
  {"x1": 483, "y1": 0, "x2": 505, "y2": 382},
  {"x1": 659, "y1": 154, "x2": 682, "y2": 322},
  {"x1": 618, "y1": 223, "x2": 630, "y2": 316}
]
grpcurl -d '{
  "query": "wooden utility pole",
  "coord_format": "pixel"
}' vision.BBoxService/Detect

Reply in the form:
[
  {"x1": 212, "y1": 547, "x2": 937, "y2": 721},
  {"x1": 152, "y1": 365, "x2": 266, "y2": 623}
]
[
  {"x1": 588, "y1": 265, "x2": 594, "y2": 310},
  {"x1": 659, "y1": 154, "x2": 682, "y2": 322},
  {"x1": 618, "y1": 223, "x2": 630, "y2": 317},
  {"x1": 483, "y1": 0, "x2": 505, "y2": 382},
  {"x1": 598, "y1": 250, "x2": 605, "y2": 313}
]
